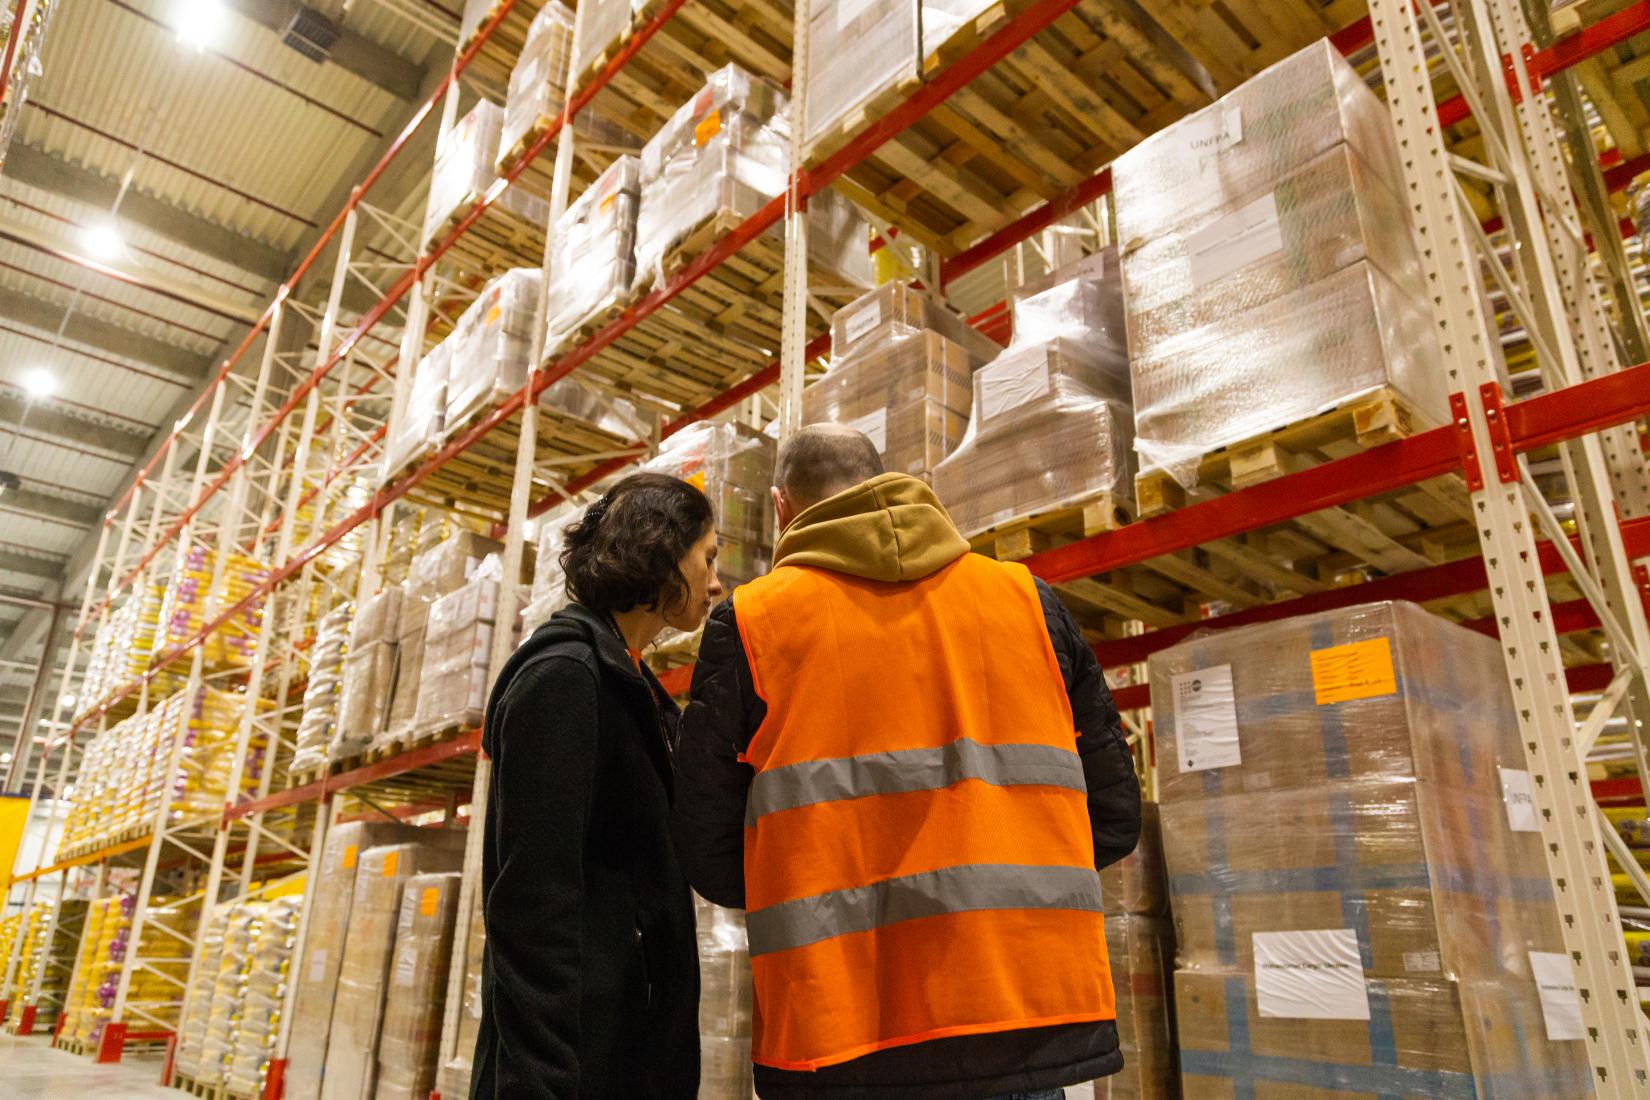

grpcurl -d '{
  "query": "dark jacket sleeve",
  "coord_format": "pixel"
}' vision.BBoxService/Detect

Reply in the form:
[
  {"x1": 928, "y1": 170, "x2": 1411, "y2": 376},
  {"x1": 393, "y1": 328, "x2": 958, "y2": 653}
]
[
  {"x1": 671, "y1": 598, "x2": 761, "y2": 909},
  {"x1": 486, "y1": 653, "x2": 600, "y2": 1097},
  {"x1": 1035, "y1": 578, "x2": 1141, "y2": 870}
]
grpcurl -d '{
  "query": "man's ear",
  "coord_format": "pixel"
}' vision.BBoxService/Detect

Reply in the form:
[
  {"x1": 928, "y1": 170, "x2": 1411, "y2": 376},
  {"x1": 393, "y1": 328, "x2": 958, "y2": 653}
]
[{"x1": 771, "y1": 485, "x2": 792, "y2": 533}]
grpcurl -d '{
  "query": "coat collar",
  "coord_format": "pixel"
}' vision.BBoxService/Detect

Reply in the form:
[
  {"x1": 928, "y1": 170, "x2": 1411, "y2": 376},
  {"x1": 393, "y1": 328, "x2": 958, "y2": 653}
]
[{"x1": 548, "y1": 603, "x2": 679, "y2": 786}]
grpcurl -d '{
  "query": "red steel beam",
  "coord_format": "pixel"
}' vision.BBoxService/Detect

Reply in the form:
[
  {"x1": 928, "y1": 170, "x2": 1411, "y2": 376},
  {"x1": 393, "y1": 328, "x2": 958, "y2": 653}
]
[{"x1": 223, "y1": 729, "x2": 483, "y2": 822}]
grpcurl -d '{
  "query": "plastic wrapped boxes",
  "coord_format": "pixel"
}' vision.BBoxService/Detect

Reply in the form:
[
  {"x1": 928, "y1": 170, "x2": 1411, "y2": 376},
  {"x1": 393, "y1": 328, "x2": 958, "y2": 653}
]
[
  {"x1": 331, "y1": 587, "x2": 403, "y2": 760},
  {"x1": 1150, "y1": 601, "x2": 1592, "y2": 1098},
  {"x1": 932, "y1": 250, "x2": 1135, "y2": 538},
  {"x1": 424, "y1": 101, "x2": 549, "y2": 246},
  {"x1": 227, "y1": 895, "x2": 302, "y2": 1098},
  {"x1": 641, "y1": 421, "x2": 775, "y2": 591},
  {"x1": 384, "y1": 344, "x2": 449, "y2": 483},
  {"x1": 546, "y1": 156, "x2": 640, "y2": 356},
  {"x1": 373, "y1": 872, "x2": 463, "y2": 1100},
  {"x1": 389, "y1": 531, "x2": 501, "y2": 744},
  {"x1": 804, "y1": 282, "x2": 999, "y2": 482},
  {"x1": 520, "y1": 508, "x2": 578, "y2": 637},
  {"x1": 696, "y1": 897, "x2": 755, "y2": 1099},
  {"x1": 1113, "y1": 39, "x2": 1447, "y2": 491},
  {"x1": 434, "y1": 890, "x2": 487, "y2": 1100},
  {"x1": 445, "y1": 268, "x2": 541, "y2": 433},
  {"x1": 293, "y1": 601, "x2": 352, "y2": 773},
  {"x1": 497, "y1": 2, "x2": 574, "y2": 171},
  {"x1": 413, "y1": 557, "x2": 503, "y2": 737},
  {"x1": 318, "y1": 840, "x2": 465, "y2": 1100},
  {"x1": 570, "y1": 0, "x2": 647, "y2": 97}
]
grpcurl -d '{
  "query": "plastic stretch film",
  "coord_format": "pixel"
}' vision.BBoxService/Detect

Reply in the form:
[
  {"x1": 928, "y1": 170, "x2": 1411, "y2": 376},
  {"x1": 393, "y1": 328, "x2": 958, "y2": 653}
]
[
  {"x1": 317, "y1": 837, "x2": 465, "y2": 1100},
  {"x1": 423, "y1": 101, "x2": 549, "y2": 246},
  {"x1": 570, "y1": 0, "x2": 647, "y2": 92},
  {"x1": 227, "y1": 895, "x2": 303, "y2": 1098},
  {"x1": 546, "y1": 156, "x2": 640, "y2": 356},
  {"x1": 497, "y1": 2, "x2": 574, "y2": 172},
  {"x1": 174, "y1": 904, "x2": 232, "y2": 1079},
  {"x1": 332, "y1": 587, "x2": 403, "y2": 760},
  {"x1": 372, "y1": 872, "x2": 462, "y2": 1100},
  {"x1": 197, "y1": 901, "x2": 265, "y2": 1086},
  {"x1": 1113, "y1": 40, "x2": 1447, "y2": 490},
  {"x1": 445, "y1": 268, "x2": 542, "y2": 432},
  {"x1": 434, "y1": 887, "x2": 487, "y2": 1100},
  {"x1": 412, "y1": 554, "x2": 504, "y2": 737},
  {"x1": 384, "y1": 344, "x2": 450, "y2": 483},
  {"x1": 520, "y1": 507, "x2": 579, "y2": 638},
  {"x1": 1150, "y1": 601, "x2": 1592, "y2": 1098},
  {"x1": 695, "y1": 895, "x2": 755, "y2": 1099},
  {"x1": 931, "y1": 249, "x2": 1133, "y2": 538},
  {"x1": 640, "y1": 420, "x2": 776, "y2": 592},
  {"x1": 388, "y1": 531, "x2": 501, "y2": 745},
  {"x1": 294, "y1": 601, "x2": 353, "y2": 773}
]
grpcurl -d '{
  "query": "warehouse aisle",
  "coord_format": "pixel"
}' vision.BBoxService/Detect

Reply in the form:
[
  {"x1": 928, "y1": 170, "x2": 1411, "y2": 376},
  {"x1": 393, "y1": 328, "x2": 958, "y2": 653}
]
[{"x1": 0, "y1": 1033, "x2": 176, "y2": 1098}]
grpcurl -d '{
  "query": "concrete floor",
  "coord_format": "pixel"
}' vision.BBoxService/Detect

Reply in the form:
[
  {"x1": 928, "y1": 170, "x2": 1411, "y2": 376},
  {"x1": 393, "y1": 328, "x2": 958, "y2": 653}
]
[{"x1": 0, "y1": 1031, "x2": 177, "y2": 1098}]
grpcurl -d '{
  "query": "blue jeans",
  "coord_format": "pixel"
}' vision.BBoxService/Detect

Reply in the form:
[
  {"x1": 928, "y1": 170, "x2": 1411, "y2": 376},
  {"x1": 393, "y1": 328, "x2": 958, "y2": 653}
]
[{"x1": 989, "y1": 1092, "x2": 1063, "y2": 1100}]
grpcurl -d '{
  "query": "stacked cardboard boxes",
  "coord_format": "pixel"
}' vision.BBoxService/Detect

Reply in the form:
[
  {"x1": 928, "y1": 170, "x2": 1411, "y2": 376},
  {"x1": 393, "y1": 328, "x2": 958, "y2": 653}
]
[
  {"x1": 389, "y1": 530, "x2": 502, "y2": 746},
  {"x1": 1150, "y1": 601, "x2": 1592, "y2": 1097},
  {"x1": 640, "y1": 420, "x2": 775, "y2": 592},
  {"x1": 373, "y1": 872, "x2": 464, "y2": 1100},
  {"x1": 412, "y1": 556, "x2": 504, "y2": 737},
  {"x1": 294, "y1": 601, "x2": 352, "y2": 772},
  {"x1": 695, "y1": 897, "x2": 755, "y2": 1099},
  {"x1": 332, "y1": 588, "x2": 402, "y2": 760},
  {"x1": 445, "y1": 268, "x2": 541, "y2": 433},
  {"x1": 496, "y1": 2, "x2": 574, "y2": 170},
  {"x1": 1113, "y1": 40, "x2": 1447, "y2": 490},
  {"x1": 545, "y1": 156, "x2": 640, "y2": 356}
]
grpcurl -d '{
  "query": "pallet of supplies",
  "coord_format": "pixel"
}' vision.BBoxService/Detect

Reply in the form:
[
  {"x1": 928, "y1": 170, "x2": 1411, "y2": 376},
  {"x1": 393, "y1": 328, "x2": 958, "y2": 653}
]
[
  {"x1": 383, "y1": 343, "x2": 450, "y2": 484},
  {"x1": 331, "y1": 587, "x2": 403, "y2": 761},
  {"x1": 931, "y1": 249, "x2": 1134, "y2": 546},
  {"x1": 434, "y1": 890, "x2": 487, "y2": 1100},
  {"x1": 695, "y1": 896, "x2": 755, "y2": 1099},
  {"x1": 373, "y1": 872, "x2": 463, "y2": 1100},
  {"x1": 1150, "y1": 601, "x2": 1592, "y2": 1098},
  {"x1": 545, "y1": 156, "x2": 641, "y2": 356},
  {"x1": 423, "y1": 101, "x2": 548, "y2": 247},
  {"x1": 640, "y1": 420, "x2": 775, "y2": 592},
  {"x1": 293, "y1": 601, "x2": 352, "y2": 773},
  {"x1": 1112, "y1": 40, "x2": 1447, "y2": 505},
  {"x1": 387, "y1": 531, "x2": 501, "y2": 745},
  {"x1": 227, "y1": 894, "x2": 302, "y2": 1098},
  {"x1": 496, "y1": 1, "x2": 574, "y2": 171},
  {"x1": 445, "y1": 268, "x2": 541, "y2": 433},
  {"x1": 412, "y1": 555, "x2": 504, "y2": 738}
]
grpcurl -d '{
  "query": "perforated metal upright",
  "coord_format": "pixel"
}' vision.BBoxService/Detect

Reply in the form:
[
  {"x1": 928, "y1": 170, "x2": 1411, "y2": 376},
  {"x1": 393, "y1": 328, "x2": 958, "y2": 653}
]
[{"x1": 1371, "y1": 0, "x2": 1650, "y2": 1087}]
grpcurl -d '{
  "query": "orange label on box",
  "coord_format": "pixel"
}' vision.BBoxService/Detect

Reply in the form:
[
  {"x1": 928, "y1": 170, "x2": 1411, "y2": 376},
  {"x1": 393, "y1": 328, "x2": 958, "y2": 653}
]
[
  {"x1": 342, "y1": 844, "x2": 357, "y2": 870},
  {"x1": 599, "y1": 191, "x2": 617, "y2": 212},
  {"x1": 1309, "y1": 638, "x2": 1397, "y2": 706},
  {"x1": 420, "y1": 887, "x2": 440, "y2": 917},
  {"x1": 695, "y1": 109, "x2": 722, "y2": 147},
  {"x1": 486, "y1": 305, "x2": 502, "y2": 325},
  {"x1": 382, "y1": 850, "x2": 400, "y2": 877},
  {"x1": 686, "y1": 470, "x2": 707, "y2": 493}
]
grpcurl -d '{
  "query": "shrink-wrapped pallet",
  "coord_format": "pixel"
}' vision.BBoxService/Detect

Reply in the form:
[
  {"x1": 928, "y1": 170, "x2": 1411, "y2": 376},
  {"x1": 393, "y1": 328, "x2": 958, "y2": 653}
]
[
  {"x1": 1101, "y1": 801, "x2": 1167, "y2": 918},
  {"x1": 434, "y1": 889, "x2": 487, "y2": 1100},
  {"x1": 155, "y1": 544, "x2": 268, "y2": 672},
  {"x1": 1150, "y1": 601, "x2": 1592, "y2": 1097},
  {"x1": 423, "y1": 101, "x2": 549, "y2": 246},
  {"x1": 199, "y1": 901, "x2": 265, "y2": 1086},
  {"x1": 318, "y1": 840, "x2": 465, "y2": 1100},
  {"x1": 538, "y1": 374, "x2": 647, "y2": 439},
  {"x1": 388, "y1": 532, "x2": 502, "y2": 744},
  {"x1": 520, "y1": 507, "x2": 578, "y2": 637},
  {"x1": 383, "y1": 344, "x2": 450, "y2": 483},
  {"x1": 497, "y1": 2, "x2": 574, "y2": 171},
  {"x1": 640, "y1": 420, "x2": 775, "y2": 590},
  {"x1": 372, "y1": 872, "x2": 462, "y2": 1100},
  {"x1": 286, "y1": 822, "x2": 454, "y2": 1100},
  {"x1": 227, "y1": 895, "x2": 302, "y2": 1098},
  {"x1": 801, "y1": 0, "x2": 995, "y2": 157},
  {"x1": 570, "y1": 0, "x2": 646, "y2": 89},
  {"x1": 828, "y1": 279, "x2": 1002, "y2": 367},
  {"x1": 695, "y1": 896, "x2": 754, "y2": 1099},
  {"x1": 1101, "y1": 915, "x2": 1177, "y2": 1100},
  {"x1": 332, "y1": 588, "x2": 403, "y2": 760},
  {"x1": 413, "y1": 556, "x2": 502, "y2": 737},
  {"x1": 931, "y1": 250, "x2": 1134, "y2": 538},
  {"x1": 545, "y1": 156, "x2": 640, "y2": 356},
  {"x1": 445, "y1": 268, "x2": 541, "y2": 431},
  {"x1": 294, "y1": 602, "x2": 352, "y2": 772},
  {"x1": 175, "y1": 904, "x2": 232, "y2": 1079},
  {"x1": 1112, "y1": 40, "x2": 1447, "y2": 490}
]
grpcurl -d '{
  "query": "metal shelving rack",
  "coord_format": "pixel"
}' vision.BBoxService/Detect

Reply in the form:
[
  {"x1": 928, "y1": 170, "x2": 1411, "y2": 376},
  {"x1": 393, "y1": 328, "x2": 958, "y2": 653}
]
[{"x1": 0, "y1": 0, "x2": 1646, "y2": 1092}]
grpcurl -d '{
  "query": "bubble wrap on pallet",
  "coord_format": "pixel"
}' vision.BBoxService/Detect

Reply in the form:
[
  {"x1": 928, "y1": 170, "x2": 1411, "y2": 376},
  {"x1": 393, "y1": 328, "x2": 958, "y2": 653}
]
[
  {"x1": 497, "y1": 2, "x2": 574, "y2": 171},
  {"x1": 445, "y1": 268, "x2": 542, "y2": 431},
  {"x1": 373, "y1": 872, "x2": 463, "y2": 1100},
  {"x1": 412, "y1": 556, "x2": 503, "y2": 738}
]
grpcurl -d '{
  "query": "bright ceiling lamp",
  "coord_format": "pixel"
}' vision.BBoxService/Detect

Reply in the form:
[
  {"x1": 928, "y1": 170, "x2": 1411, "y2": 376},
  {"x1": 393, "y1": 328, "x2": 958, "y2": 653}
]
[
  {"x1": 83, "y1": 219, "x2": 123, "y2": 259},
  {"x1": 21, "y1": 367, "x2": 57, "y2": 399},
  {"x1": 175, "y1": 0, "x2": 229, "y2": 51}
]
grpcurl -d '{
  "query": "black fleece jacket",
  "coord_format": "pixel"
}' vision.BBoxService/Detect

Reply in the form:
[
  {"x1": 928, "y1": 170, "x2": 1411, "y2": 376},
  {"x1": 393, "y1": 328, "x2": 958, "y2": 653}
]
[
  {"x1": 671, "y1": 577, "x2": 1142, "y2": 1100},
  {"x1": 471, "y1": 603, "x2": 699, "y2": 1100}
]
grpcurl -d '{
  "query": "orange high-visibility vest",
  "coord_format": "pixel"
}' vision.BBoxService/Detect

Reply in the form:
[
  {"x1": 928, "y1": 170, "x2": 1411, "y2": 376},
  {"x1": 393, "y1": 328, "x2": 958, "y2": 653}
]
[{"x1": 733, "y1": 553, "x2": 1115, "y2": 1071}]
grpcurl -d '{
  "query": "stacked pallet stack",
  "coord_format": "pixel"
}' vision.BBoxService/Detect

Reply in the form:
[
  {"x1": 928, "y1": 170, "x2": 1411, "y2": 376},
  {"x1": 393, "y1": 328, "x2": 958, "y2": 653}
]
[
  {"x1": 59, "y1": 894, "x2": 193, "y2": 1050},
  {"x1": 412, "y1": 555, "x2": 505, "y2": 739},
  {"x1": 1112, "y1": 40, "x2": 1445, "y2": 507},
  {"x1": 545, "y1": 156, "x2": 641, "y2": 356},
  {"x1": 75, "y1": 582, "x2": 167, "y2": 720},
  {"x1": 804, "y1": 280, "x2": 1000, "y2": 482},
  {"x1": 372, "y1": 872, "x2": 464, "y2": 1100},
  {"x1": 932, "y1": 250, "x2": 1134, "y2": 541},
  {"x1": 445, "y1": 268, "x2": 541, "y2": 435},
  {"x1": 495, "y1": 1, "x2": 574, "y2": 169},
  {"x1": 641, "y1": 421, "x2": 776, "y2": 594},
  {"x1": 435, "y1": 890, "x2": 487, "y2": 1100},
  {"x1": 331, "y1": 587, "x2": 403, "y2": 761},
  {"x1": 695, "y1": 897, "x2": 755, "y2": 1099},
  {"x1": 293, "y1": 601, "x2": 352, "y2": 773},
  {"x1": 197, "y1": 901, "x2": 265, "y2": 1088},
  {"x1": 423, "y1": 101, "x2": 549, "y2": 246},
  {"x1": 226, "y1": 894, "x2": 303, "y2": 1098},
  {"x1": 1151, "y1": 601, "x2": 1592, "y2": 1096},
  {"x1": 154, "y1": 545, "x2": 270, "y2": 672},
  {"x1": 165, "y1": 686, "x2": 268, "y2": 823},
  {"x1": 174, "y1": 904, "x2": 232, "y2": 1080},
  {"x1": 385, "y1": 344, "x2": 451, "y2": 483}
]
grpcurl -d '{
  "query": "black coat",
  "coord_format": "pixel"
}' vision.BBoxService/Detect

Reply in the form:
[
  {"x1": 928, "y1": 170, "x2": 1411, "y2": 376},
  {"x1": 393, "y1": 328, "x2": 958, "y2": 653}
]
[
  {"x1": 471, "y1": 603, "x2": 700, "y2": 1100},
  {"x1": 672, "y1": 578, "x2": 1142, "y2": 1100}
]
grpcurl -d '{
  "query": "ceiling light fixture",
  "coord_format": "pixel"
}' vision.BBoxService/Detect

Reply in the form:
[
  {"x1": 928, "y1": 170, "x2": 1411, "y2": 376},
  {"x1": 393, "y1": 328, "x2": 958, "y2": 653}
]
[
  {"x1": 83, "y1": 220, "x2": 124, "y2": 259},
  {"x1": 176, "y1": 0, "x2": 229, "y2": 51},
  {"x1": 21, "y1": 368, "x2": 56, "y2": 399}
]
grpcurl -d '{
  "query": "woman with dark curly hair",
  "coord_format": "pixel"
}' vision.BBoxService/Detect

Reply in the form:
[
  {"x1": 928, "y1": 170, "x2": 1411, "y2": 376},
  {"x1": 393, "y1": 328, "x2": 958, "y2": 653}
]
[{"x1": 471, "y1": 472, "x2": 723, "y2": 1099}]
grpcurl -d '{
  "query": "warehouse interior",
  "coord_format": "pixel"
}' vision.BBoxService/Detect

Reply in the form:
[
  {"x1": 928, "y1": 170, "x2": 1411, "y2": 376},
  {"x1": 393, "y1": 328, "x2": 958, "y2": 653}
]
[{"x1": 0, "y1": 0, "x2": 1648, "y2": 1094}]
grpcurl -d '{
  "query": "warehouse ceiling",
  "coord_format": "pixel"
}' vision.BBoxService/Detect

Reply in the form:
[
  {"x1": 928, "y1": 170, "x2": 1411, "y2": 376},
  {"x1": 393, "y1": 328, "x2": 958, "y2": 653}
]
[{"x1": 0, "y1": 0, "x2": 464, "y2": 776}]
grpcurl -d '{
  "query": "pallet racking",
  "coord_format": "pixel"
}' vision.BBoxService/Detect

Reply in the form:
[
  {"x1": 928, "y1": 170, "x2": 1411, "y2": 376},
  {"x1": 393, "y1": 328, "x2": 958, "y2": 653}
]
[{"x1": 0, "y1": 0, "x2": 1646, "y2": 1091}]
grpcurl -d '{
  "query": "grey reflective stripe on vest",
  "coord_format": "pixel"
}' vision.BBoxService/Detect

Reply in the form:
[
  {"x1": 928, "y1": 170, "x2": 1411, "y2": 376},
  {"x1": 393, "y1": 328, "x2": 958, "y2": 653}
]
[
  {"x1": 745, "y1": 738, "x2": 1085, "y2": 825},
  {"x1": 746, "y1": 863, "x2": 1102, "y2": 957}
]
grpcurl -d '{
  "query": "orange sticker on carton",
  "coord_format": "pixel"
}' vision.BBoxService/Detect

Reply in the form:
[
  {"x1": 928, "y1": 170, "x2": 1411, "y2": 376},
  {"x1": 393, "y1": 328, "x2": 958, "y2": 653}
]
[
  {"x1": 1309, "y1": 638, "x2": 1397, "y2": 706},
  {"x1": 342, "y1": 844, "x2": 357, "y2": 870},
  {"x1": 686, "y1": 470, "x2": 707, "y2": 492},
  {"x1": 382, "y1": 849, "x2": 400, "y2": 877},
  {"x1": 695, "y1": 110, "x2": 722, "y2": 147},
  {"x1": 420, "y1": 887, "x2": 440, "y2": 917}
]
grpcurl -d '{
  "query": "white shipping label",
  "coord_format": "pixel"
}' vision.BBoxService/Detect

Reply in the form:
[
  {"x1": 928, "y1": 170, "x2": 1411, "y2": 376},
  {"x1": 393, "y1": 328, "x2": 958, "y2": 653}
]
[
  {"x1": 308, "y1": 947, "x2": 328, "y2": 984},
  {"x1": 1529, "y1": 951, "x2": 1585, "y2": 1041},
  {"x1": 843, "y1": 407, "x2": 889, "y2": 452},
  {"x1": 840, "y1": 303, "x2": 883, "y2": 348},
  {"x1": 1498, "y1": 767, "x2": 1540, "y2": 833},
  {"x1": 393, "y1": 947, "x2": 418, "y2": 989},
  {"x1": 1187, "y1": 192, "x2": 1285, "y2": 290},
  {"x1": 1172, "y1": 665, "x2": 1241, "y2": 773},
  {"x1": 1253, "y1": 929, "x2": 1371, "y2": 1021},
  {"x1": 1403, "y1": 950, "x2": 1441, "y2": 973},
  {"x1": 978, "y1": 358, "x2": 1050, "y2": 422},
  {"x1": 1177, "y1": 105, "x2": 1243, "y2": 170}
]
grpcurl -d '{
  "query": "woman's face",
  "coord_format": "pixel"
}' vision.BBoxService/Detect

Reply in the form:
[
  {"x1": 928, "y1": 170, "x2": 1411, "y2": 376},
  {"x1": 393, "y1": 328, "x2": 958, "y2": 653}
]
[{"x1": 664, "y1": 525, "x2": 724, "y2": 632}]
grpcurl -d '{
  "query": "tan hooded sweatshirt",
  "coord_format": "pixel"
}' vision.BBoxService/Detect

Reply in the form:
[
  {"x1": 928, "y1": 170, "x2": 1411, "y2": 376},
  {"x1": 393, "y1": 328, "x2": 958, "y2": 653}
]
[{"x1": 770, "y1": 472, "x2": 971, "y2": 583}]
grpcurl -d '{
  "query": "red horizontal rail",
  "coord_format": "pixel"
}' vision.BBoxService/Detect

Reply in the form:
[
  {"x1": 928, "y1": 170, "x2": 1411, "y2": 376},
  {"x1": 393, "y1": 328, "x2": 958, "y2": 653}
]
[
  {"x1": 1594, "y1": 776, "x2": 1646, "y2": 807},
  {"x1": 7, "y1": 834, "x2": 152, "y2": 884},
  {"x1": 223, "y1": 729, "x2": 483, "y2": 822}
]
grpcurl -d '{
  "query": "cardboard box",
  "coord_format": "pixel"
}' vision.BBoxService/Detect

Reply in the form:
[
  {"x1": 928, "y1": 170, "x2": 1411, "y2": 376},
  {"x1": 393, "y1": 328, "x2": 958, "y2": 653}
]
[{"x1": 374, "y1": 872, "x2": 464, "y2": 1100}]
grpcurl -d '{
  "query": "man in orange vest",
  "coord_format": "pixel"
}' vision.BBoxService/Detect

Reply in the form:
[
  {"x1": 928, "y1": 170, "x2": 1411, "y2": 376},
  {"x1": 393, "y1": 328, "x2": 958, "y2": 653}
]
[{"x1": 673, "y1": 424, "x2": 1141, "y2": 1099}]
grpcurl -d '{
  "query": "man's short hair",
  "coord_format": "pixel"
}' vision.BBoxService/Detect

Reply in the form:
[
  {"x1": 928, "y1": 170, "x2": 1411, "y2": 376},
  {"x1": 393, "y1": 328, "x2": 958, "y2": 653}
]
[{"x1": 775, "y1": 424, "x2": 884, "y2": 511}]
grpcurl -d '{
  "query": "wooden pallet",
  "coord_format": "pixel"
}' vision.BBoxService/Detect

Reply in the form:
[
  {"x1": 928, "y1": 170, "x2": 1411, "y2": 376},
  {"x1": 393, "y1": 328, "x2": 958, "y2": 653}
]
[
  {"x1": 966, "y1": 490, "x2": 1133, "y2": 562},
  {"x1": 460, "y1": 0, "x2": 550, "y2": 97},
  {"x1": 172, "y1": 1073, "x2": 220, "y2": 1098}
]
